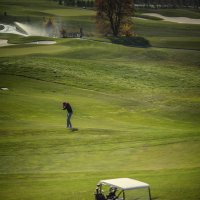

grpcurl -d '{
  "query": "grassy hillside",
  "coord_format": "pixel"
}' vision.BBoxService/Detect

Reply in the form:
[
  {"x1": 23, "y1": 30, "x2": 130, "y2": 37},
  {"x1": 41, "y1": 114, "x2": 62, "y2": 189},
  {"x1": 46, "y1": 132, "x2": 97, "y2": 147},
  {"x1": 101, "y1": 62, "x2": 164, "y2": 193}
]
[
  {"x1": 0, "y1": 1, "x2": 200, "y2": 200},
  {"x1": 0, "y1": 38, "x2": 200, "y2": 200}
]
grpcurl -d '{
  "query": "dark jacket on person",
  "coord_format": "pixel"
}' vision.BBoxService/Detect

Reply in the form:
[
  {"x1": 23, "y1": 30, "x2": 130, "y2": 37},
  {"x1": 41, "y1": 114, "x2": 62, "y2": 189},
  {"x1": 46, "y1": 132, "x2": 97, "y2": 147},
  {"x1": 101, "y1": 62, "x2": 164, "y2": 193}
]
[{"x1": 63, "y1": 102, "x2": 73, "y2": 113}]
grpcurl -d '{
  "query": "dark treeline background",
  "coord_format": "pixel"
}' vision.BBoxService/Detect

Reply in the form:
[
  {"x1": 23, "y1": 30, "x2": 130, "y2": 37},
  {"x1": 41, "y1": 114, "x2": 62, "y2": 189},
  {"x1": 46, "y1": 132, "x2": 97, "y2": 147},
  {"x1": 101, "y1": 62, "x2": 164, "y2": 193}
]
[
  {"x1": 134, "y1": 0, "x2": 200, "y2": 9},
  {"x1": 55, "y1": 0, "x2": 200, "y2": 9},
  {"x1": 56, "y1": 0, "x2": 94, "y2": 7}
]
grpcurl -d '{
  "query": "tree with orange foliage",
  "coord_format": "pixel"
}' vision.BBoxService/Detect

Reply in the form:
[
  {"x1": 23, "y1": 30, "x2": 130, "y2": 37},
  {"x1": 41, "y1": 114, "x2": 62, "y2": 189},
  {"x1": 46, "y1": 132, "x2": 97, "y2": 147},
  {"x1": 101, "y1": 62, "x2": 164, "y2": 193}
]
[{"x1": 96, "y1": 0, "x2": 134, "y2": 37}]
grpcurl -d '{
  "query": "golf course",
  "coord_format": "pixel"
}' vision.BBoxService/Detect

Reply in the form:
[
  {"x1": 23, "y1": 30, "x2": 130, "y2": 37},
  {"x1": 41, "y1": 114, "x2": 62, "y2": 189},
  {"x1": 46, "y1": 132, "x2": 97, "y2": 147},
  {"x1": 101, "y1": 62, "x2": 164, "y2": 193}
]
[{"x1": 0, "y1": 0, "x2": 200, "y2": 199}]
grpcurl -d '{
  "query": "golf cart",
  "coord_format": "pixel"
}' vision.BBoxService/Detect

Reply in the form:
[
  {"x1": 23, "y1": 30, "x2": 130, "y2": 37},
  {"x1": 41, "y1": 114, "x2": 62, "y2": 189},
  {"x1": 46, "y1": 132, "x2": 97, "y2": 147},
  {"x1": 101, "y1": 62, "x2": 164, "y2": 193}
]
[{"x1": 94, "y1": 178, "x2": 152, "y2": 200}]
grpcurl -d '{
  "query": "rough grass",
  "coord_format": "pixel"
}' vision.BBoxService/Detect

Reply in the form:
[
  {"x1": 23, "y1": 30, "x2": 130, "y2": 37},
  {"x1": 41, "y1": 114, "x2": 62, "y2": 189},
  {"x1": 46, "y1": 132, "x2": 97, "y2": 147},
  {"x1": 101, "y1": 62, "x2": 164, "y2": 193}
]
[
  {"x1": 147, "y1": 36, "x2": 200, "y2": 50},
  {"x1": 0, "y1": 73, "x2": 199, "y2": 199},
  {"x1": 134, "y1": 18, "x2": 200, "y2": 37},
  {"x1": 0, "y1": 38, "x2": 200, "y2": 199},
  {"x1": 0, "y1": 1, "x2": 200, "y2": 200}
]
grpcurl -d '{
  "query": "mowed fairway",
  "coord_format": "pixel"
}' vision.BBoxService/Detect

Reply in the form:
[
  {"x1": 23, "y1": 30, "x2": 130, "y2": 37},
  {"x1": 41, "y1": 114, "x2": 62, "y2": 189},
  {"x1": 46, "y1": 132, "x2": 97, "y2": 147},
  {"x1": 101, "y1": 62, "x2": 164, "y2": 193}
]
[{"x1": 0, "y1": 1, "x2": 200, "y2": 200}]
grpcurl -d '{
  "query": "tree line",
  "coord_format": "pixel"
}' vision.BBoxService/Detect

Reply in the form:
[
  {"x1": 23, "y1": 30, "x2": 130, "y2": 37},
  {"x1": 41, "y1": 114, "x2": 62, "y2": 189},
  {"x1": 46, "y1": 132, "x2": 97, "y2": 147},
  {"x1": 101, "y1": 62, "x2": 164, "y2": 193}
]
[
  {"x1": 54, "y1": 0, "x2": 199, "y2": 9},
  {"x1": 135, "y1": 0, "x2": 199, "y2": 9},
  {"x1": 56, "y1": 0, "x2": 94, "y2": 7}
]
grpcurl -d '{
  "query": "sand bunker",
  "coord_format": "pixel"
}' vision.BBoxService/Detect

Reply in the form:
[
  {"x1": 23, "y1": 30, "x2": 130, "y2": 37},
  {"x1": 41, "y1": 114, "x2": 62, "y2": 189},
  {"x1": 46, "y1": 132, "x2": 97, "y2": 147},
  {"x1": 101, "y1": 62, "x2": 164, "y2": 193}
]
[
  {"x1": 0, "y1": 39, "x2": 13, "y2": 47},
  {"x1": 28, "y1": 41, "x2": 56, "y2": 45},
  {"x1": 1, "y1": 87, "x2": 9, "y2": 90},
  {"x1": 0, "y1": 23, "x2": 47, "y2": 36},
  {"x1": 0, "y1": 23, "x2": 56, "y2": 47},
  {"x1": 142, "y1": 13, "x2": 200, "y2": 24},
  {"x1": 0, "y1": 39, "x2": 56, "y2": 47},
  {"x1": 0, "y1": 24, "x2": 27, "y2": 36}
]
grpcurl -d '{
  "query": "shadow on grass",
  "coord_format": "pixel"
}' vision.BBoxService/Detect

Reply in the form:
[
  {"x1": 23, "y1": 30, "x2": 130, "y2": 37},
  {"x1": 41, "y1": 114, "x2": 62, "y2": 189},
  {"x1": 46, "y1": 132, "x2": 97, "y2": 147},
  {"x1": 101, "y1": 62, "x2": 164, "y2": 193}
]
[
  {"x1": 132, "y1": 196, "x2": 159, "y2": 200},
  {"x1": 152, "y1": 197, "x2": 160, "y2": 200},
  {"x1": 71, "y1": 128, "x2": 79, "y2": 132},
  {"x1": 109, "y1": 36, "x2": 151, "y2": 48}
]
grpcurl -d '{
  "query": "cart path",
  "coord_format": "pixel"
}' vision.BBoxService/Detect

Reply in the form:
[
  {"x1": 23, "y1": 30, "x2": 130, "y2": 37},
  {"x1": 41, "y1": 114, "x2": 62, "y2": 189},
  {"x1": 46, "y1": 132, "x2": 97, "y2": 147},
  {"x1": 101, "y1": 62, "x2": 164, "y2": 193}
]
[{"x1": 142, "y1": 13, "x2": 200, "y2": 24}]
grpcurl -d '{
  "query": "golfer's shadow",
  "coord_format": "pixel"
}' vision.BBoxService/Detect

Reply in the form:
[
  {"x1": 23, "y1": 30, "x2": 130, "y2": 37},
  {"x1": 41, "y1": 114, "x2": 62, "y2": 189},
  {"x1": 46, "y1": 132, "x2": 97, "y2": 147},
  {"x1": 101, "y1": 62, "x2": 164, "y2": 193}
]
[
  {"x1": 133, "y1": 197, "x2": 159, "y2": 200},
  {"x1": 71, "y1": 128, "x2": 78, "y2": 132}
]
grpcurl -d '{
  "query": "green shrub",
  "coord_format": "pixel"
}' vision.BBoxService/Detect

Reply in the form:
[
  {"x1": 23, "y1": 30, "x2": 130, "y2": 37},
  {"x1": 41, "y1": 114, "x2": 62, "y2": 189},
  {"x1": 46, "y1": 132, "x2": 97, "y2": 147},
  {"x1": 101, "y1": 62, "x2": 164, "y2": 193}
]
[{"x1": 109, "y1": 36, "x2": 151, "y2": 47}]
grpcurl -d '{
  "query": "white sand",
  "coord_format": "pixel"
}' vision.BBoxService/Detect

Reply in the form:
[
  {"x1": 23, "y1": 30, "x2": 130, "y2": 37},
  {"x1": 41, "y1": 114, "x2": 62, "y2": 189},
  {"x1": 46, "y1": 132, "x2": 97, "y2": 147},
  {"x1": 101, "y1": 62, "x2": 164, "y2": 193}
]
[
  {"x1": 0, "y1": 39, "x2": 9, "y2": 46},
  {"x1": 0, "y1": 24, "x2": 27, "y2": 36},
  {"x1": 28, "y1": 41, "x2": 56, "y2": 45},
  {"x1": 1, "y1": 88, "x2": 9, "y2": 90},
  {"x1": 0, "y1": 39, "x2": 56, "y2": 47},
  {"x1": 142, "y1": 13, "x2": 200, "y2": 24},
  {"x1": 0, "y1": 23, "x2": 56, "y2": 47}
]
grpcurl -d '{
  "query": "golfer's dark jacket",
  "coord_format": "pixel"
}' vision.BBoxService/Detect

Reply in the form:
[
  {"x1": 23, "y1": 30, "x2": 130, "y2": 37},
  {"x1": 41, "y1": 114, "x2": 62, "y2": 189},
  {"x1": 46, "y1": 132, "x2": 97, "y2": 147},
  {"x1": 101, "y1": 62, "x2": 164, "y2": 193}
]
[{"x1": 64, "y1": 103, "x2": 73, "y2": 113}]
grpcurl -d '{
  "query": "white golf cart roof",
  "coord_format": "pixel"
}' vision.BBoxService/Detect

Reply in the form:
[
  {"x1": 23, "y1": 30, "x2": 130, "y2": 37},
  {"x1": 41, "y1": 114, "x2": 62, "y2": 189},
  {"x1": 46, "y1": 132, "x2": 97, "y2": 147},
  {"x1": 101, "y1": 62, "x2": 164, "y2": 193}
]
[{"x1": 99, "y1": 178, "x2": 150, "y2": 191}]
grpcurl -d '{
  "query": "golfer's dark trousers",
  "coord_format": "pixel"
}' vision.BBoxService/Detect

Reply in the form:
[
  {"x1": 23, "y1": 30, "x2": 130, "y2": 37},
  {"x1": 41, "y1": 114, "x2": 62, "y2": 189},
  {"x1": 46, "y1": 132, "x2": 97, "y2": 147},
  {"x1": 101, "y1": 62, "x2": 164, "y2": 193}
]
[{"x1": 67, "y1": 112, "x2": 72, "y2": 128}]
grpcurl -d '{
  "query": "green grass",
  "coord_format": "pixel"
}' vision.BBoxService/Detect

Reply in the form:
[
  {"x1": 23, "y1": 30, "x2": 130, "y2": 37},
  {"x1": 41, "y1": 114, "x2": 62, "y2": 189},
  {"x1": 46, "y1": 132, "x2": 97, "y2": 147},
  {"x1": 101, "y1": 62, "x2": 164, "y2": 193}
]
[
  {"x1": 134, "y1": 18, "x2": 200, "y2": 37},
  {"x1": 0, "y1": 72, "x2": 199, "y2": 199},
  {"x1": 0, "y1": 34, "x2": 56, "y2": 44},
  {"x1": 0, "y1": 38, "x2": 200, "y2": 199},
  {"x1": 0, "y1": 1, "x2": 200, "y2": 200},
  {"x1": 42, "y1": 7, "x2": 95, "y2": 17},
  {"x1": 0, "y1": 169, "x2": 199, "y2": 200},
  {"x1": 147, "y1": 36, "x2": 200, "y2": 50}
]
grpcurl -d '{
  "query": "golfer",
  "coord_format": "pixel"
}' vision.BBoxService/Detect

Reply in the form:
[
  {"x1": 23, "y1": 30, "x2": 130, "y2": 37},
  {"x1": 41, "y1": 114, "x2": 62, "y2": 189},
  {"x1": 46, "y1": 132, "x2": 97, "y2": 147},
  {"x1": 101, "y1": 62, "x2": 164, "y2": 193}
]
[{"x1": 63, "y1": 102, "x2": 73, "y2": 129}]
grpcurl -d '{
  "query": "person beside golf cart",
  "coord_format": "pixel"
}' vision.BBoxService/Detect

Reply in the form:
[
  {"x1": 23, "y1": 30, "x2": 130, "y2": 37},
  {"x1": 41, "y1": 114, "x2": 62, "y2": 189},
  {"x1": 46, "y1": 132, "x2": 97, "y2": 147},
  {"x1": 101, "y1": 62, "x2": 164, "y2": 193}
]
[
  {"x1": 62, "y1": 102, "x2": 73, "y2": 129},
  {"x1": 95, "y1": 185, "x2": 118, "y2": 200},
  {"x1": 95, "y1": 184, "x2": 106, "y2": 200},
  {"x1": 106, "y1": 187, "x2": 117, "y2": 200}
]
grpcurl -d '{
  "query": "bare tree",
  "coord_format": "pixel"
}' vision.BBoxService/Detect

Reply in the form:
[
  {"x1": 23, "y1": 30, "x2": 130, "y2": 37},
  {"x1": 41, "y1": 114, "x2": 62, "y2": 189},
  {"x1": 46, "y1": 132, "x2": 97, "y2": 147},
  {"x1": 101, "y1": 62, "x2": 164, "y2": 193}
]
[{"x1": 96, "y1": 0, "x2": 134, "y2": 36}]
